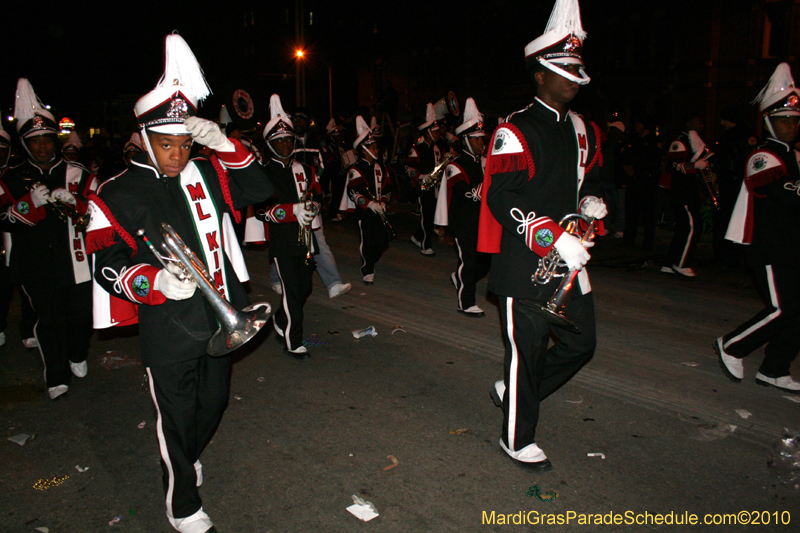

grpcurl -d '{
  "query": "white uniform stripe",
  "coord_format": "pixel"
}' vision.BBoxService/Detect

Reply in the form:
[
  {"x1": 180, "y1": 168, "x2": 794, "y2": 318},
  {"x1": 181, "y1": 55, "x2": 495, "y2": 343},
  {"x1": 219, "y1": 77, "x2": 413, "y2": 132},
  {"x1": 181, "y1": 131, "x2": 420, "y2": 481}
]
[
  {"x1": 358, "y1": 220, "x2": 367, "y2": 271},
  {"x1": 678, "y1": 205, "x2": 694, "y2": 267},
  {"x1": 418, "y1": 197, "x2": 428, "y2": 245},
  {"x1": 273, "y1": 258, "x2": 293, "y2": 350},
  {"x1": 455, "y1": 238, "x2": 465, "y2": 310},
  {"x1": 146, "y1": 367, "x2": 177, "y2": 520},
  {"x1": 21, "y1": 285, "x2": 46, "y2": 383},
  {"x1": 724, "y1": 265, "x2": 782, "y2": 349},
  {"x1": 505, "y1": 297, "x2": 520, "y2": 451}
]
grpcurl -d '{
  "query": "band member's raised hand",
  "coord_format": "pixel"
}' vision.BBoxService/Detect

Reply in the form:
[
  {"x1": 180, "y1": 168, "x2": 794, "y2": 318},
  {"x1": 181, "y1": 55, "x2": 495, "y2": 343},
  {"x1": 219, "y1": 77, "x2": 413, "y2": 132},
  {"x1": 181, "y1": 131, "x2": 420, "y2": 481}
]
[
  {"x1": 554, "y1": 232, "x2": 592, "y2": 271},
  {"x1": 52, "y1": 188, "x2": 77, "y2": 205},
  {"x1": 293, "y1": 203, "x2": 316, "y2": 225},
  {"x1": 29, "y1": 183, "x2": 52, "y2": 208},
  {"x1": 580, "y1": 195, "x2": 608, "y2": 220},
  {"x1": 184, "y1": 116, "x2": 234, "y2": 152},
  {"x1": 155, "y1": 263, "x2": 197, "y2": 300},
  {"x1": 694, "y1": 158, "x2": 709, "y2": 170},
  {"x1": 367, "y1": 201, "x2": 385, "y2": 214}
]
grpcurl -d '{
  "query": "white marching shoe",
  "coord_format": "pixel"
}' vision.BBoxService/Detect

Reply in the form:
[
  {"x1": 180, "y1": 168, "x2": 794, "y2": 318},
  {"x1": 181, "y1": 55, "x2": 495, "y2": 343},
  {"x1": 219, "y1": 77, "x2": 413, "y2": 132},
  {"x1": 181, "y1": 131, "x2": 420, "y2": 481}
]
[
  {"x1": 48, "y1": 384, "x2": 68, "y2": 400},
  {"x1": 70, "y1": 360, "x2": 88, "y2": 378},
  {"x1": 328, "y1": 282, "x2": 352, "y2": 299},
  {"x1": 755, "y1": 373, "x2": 800, "y2": 391}
]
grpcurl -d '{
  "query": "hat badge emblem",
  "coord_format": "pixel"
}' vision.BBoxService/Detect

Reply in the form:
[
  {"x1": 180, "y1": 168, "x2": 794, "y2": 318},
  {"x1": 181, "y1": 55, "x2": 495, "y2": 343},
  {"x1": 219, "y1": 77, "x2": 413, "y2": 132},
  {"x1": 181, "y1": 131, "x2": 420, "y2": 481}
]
[
  {"x1": 787, "y1": 95, "x2": 799, "y2": 108},
  {"x1": 167, "y1": 97, "x2": 189, "y2": 119},
  {"x1": 564, "y1": 35, "x2": 581, "y2": 53},
  {"x1": 31, "y1": 115, "x2": 45, "y2": 130}
]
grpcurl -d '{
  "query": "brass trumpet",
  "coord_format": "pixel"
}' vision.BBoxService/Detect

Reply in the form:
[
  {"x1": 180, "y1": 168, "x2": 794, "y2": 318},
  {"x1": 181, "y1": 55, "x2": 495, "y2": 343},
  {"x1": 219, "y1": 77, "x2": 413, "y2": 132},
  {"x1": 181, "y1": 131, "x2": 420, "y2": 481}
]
[
  {"x1": 297, "y1": 188, "x2": 316, "y2": 265},
  {"x1": 139, "y1": 224, "x2": 272, "y2": 356},
  {"x1": 419, "y1": 151, "x2": 456, "y2": 191},
  {"x1": 365, "y1": 189, "x2": 397, "y2": 240},
  {"x1": 530, "y1": 213, "x2": 596, "y2": 334},
  {"x1": 700, "y1": 167, "x2": 721, "y2": 210},
  {"x1": 23, "y1": 177, "x2": 90, "y2": 230}
]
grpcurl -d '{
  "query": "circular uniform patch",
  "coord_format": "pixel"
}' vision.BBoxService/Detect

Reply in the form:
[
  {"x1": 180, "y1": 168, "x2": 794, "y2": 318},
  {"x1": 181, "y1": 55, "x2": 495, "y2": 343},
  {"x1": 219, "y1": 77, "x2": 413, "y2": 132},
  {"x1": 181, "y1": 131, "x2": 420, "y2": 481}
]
[
  {"x1": 275, "y1": 208, "x2": 286, "y2": 221},
  {"x1": 751, "y1": 155, "x2": 767, "y2": 171},
  {"x1": 357, "y1": 197, "x2": 366, "y2": 206},
  {"x1": 132, "y1": 275, "x2": 150, "y2": 297},
  {"x1": 493, "y1": 135, "x2": 505, "y2": 153},
  {"x1": 16, "y1": 201, "x2": 30, "y2": 215},
  {"x1": 535, "y1": 228, "x2": 555, "y2": 248}
]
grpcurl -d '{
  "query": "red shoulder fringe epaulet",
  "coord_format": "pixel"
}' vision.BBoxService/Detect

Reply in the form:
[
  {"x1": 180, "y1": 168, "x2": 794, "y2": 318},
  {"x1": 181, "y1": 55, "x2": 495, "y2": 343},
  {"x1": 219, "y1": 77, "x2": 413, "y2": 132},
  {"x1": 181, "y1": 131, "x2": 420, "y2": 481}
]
[
  {"x1": 86, "y1": 193, "x2": 138, "y2": 257},
  {"x1": 211, "y1": 154, "x2": 241, "y2": 224},
  {"x1": 484, "y1": 123, "x2": 536, "y2": 180},
  {"x1": 586, "y1": 121, "x2": 603, "y2": 173}
]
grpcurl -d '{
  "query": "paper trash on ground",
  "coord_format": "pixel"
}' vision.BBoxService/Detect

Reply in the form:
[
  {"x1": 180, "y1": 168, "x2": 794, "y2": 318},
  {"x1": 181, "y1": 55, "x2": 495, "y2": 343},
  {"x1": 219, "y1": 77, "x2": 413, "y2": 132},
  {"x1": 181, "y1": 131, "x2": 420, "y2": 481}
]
[{"x1": 347, "y1": 494, "x2": 379, "y2": 522}]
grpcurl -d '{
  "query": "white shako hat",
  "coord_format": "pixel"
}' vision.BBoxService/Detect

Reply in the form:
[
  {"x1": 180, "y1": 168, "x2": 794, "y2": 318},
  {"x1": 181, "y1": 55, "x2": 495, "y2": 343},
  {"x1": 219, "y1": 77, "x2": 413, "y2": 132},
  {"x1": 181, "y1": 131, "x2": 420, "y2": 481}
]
[
  {"x1": 418, "y1": 103, "x2": 440, "y2": 131},
  {"x1": 219, "y1": 105, "x2": 233, "y2": 126},
  {"x1": 754, "y1": 62, "x2": 800, "y2": 119},
  {"x1": 353, "y1": 115, "x2": 377, "y2": 150},
  {"x1": 524, "y1": 0, "x2": 590, "y2": 85},
  {"x1": 62, "y1": 131, "x2": 83, "y2": 152},
  {"x1": 134, "y1": 32, "x2": 211, "y2": 136},
  {"x1": 370, "y1": 115, "x2": 382, "y2": 138},
  {"x1": 326, "y1": 117, "x2": 341, "y2": 135},
  {"x1": 262, "y1": 94, "x2": 294, "y2": 141},
  {"x1": 123, "y1": 132, "x2": 144, "y2": 154},
  {"x1": 455, "y1": 98, "x2": 487, "y2": 137},
  {"x1": 14, "y1": 78, "x2": 58, "y2": 139}
]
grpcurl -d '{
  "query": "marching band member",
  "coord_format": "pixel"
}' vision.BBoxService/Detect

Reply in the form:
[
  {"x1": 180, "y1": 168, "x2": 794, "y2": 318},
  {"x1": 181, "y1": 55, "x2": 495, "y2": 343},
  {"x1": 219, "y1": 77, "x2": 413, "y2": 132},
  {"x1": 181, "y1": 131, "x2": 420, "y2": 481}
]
[
  {"x1": 0, "y1": 79, "x2": 97, "y2": 400},
  {"x1": 478, "y1": 0, "x2": 606, "y2": 471},
  {"x1": 717, "y1": 62, "x2": 800, "y2": 392},
  {"x1": 122, "y1": 132, "x2": 145, "y2": 167},
  {"x1": 434, "y1": 98, "x2": 491, "y2": 317},
  {"x1": 408, "y1": 103, "x2": 443, "y2": 256},
  {"x1": 87, "y1": 33, "x2": 272, "y2": 533},
  {"x1": 61, "y1": 131, "x2": 83, "y2": 163},
  {"x1": 255, "y1": 94, "x2": 320, "y2": 358},
  {"x1": 341, "y1": 116, "x2": 393, "y2": 285}
]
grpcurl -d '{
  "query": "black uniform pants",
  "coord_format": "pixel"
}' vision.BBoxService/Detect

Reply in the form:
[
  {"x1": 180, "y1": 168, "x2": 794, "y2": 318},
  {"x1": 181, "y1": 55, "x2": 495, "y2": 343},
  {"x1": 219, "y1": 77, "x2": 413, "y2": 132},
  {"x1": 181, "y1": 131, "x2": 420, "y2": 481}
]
[
  {"x1": 722, "y1": 262, "x2": 800, "y2": 378},
  {"x1": 358, "y1": 214, "x2": 389, "y2": 276},
  {"x1": 273, "y1": 255, "x2": 314, "y2": 351},
  {"x1": 413, "y1": 189, "x2": 437, "y2": 250},
  {"x1": 499, "y1": 293, "x2": 595, "y2": 451},
  {"x1": 665, "y1": 202, "x2": 700, "y2": 268},
  {"x1": 147, "y1": 354, "x2": 232, "y2": 521},
  {"x1": 22, "y1": 281, "x2": 92, "y2": 388},
  {"x1": 453, "y1": 237, "x2": 490, "y2": 310},
  {"x1": 623, "y1": 178, "x2": 657, "y2": 250}
]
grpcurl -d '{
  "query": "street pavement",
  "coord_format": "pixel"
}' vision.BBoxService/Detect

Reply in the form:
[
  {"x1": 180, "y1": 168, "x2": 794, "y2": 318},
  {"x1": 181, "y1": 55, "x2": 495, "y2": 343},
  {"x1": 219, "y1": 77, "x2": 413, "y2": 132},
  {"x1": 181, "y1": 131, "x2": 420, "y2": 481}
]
[{"x1": 1, "y1": 204, "x2": 799, "y2": 532}]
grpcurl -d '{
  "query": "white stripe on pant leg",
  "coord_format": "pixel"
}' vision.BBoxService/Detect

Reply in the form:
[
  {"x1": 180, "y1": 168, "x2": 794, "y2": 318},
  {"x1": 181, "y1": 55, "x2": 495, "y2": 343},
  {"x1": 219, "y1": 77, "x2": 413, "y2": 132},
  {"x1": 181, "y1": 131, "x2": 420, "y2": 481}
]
[
  {"x1": 21, "y1": 285, "x2": 47, "y2": 383},
  {"x1": 505, "y1": 297, "x2": 520, "y2": 451},
  {"x1": 146, "y1": 367, "x2": 177, "y2": 521},
  {"x1": 358, "y1": 220, "x2": 367, "y2": 271},
  {"x1": 418, "y1": 197, "x2": 427, "y2": 246},
  {"x1": 724, "y1": 265, "x2": 782, "y2": 349},
  {"x1": 274, "y1": 258, "x2": 294, "y2": 351},
  {"x1": 678, "y1": 205, "x2": 694, "y2": 268},
  {"x1": 455, "y1": 238, "x2": 465, "y2": 310}
]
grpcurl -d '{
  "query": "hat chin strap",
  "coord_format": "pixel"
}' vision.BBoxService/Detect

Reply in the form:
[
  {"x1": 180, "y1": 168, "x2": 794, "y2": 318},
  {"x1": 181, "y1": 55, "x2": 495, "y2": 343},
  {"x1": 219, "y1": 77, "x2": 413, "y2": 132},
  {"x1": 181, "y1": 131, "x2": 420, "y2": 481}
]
[
  {"x1": 267, "y1": 137, "x2": 296, "y2": 160},
  {"x1": 140, "y1": 127, "x2": 164, "y2": 175},
  {"x1": 539, "y1": 58, "x2": 591, "y2": 85}
]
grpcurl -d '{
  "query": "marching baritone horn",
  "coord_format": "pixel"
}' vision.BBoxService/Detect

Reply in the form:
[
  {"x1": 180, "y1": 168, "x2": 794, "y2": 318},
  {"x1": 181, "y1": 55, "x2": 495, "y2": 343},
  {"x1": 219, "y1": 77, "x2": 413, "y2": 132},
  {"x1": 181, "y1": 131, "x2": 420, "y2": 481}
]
[
  {"x1": 530, "y1": 213, "x2": 596, "y2": 334},
  {"x1": 138, "y1": 224, "x2": 271, "y2": 356},
  {"x1": 419, "y1": 151, "x2": 456, "y2": 191}
]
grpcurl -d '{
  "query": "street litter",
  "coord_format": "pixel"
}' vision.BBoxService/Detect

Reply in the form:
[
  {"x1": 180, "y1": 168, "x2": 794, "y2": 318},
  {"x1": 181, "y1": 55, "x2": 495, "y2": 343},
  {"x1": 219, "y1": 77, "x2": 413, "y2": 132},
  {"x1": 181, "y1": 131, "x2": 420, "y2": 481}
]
[
  {"x1": 526, "y1": 484, "x2": 558, "y2": 501},
  {"x1": 109, "y1": 515, "x2": 122, "y2": 526},
  {"x1": 34, "y1": 528, "x2": 48, "y2": 533},
  {"x1": 347, "y1": 494, "x2": 379, "y2": 522},
  {"x1": 257, "y1": 377, "x2": 265, "y2": 382},
  {"x1": 391, "y1": 325, "x2": 406, "y2": 335},
  {"x1": 99, "y1": 352, "x2": 140, "y2": 370},
  {"x1": 138, "y1": 421, "x2": 146, "y2": 429},
  {"x1": 768, "y1": 428, "x2": 800, "y2": 489},
  {"x1": 75, "y1": 465, "x2": 89, "y2": 473},
  {"x1": 8, "y1": 433, "x2": 31, "y2": 446},
  {"x1": 352, "y1": 326, "x2": 377, "y2": 339},
  {"x1": 450, "y1": 428, "x2": 470, "y2": 435},
  {"x1": 33, "y1": 475, "x2": 69, "y2": 490},
  {"x1": 565, "y1": 396, "x2": 584, "y2": 404},
  {"x1": 693, "y1": 423, "x2": 737, "y2": 441},
  {"x1": 587, "y1": 453, "x2": 606, "y2": 459},
  {"x1": 783, "y1": 395, "x2": 800, "y2": 404},
  {"x1": 681, "y1": 362, "x2": 700, "y2": 367},
  {"x1": 233, "y1": 395, "x2": 242, "y2": 401},
  {"x1": 383, "y1": 455, "x2": 399, "y2": 471},
  {"x1": 735, "y1": 409, "x2": 752, "y2": 419}
]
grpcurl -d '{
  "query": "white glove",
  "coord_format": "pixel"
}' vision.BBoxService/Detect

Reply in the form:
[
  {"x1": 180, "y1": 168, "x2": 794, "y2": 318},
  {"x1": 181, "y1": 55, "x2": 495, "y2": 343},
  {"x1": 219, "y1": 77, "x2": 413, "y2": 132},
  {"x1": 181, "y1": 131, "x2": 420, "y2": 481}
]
[
  {"x1": 184, "y1": 117, "x2": 234, "y2": 152},
  {"x1": 580, "y1": 196, "x2": 608, "y2": 220},
  {"x1": 554, "y1": 232, "x2": 592, "y2": 271},
  {"x1": 293, "y1": 203, "x2": 315, "y2": 225},
  {"x1": 154, "y1": 263, "x2": 197, "y2": 300},
  {"x1": 367, "y1": 201, "x2": 385, "y2": 214},
  {"x1": 52, "y1": 188, "x2": 77, "y2": 205},
  {"x1": 30, "y1": 183, "x2": 51, "y2": 208},
  {"x1": 694, "y1": 159, "x2": 709, "y2": 170}
]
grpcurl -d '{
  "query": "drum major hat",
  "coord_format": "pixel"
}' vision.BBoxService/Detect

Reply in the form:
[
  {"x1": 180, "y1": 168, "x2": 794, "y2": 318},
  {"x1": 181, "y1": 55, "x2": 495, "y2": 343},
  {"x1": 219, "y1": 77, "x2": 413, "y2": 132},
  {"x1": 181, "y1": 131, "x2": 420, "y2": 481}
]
[
  {"x1": 455, "y1": 98, "x2": 487, "y2": 138},
  {"x1": 263, "y1": 94, "x2": 294, "y2": 141},
  {"x1": 353, "y1": 115, "x2": 376, "y2": 150},
  {"x1": 418, "y1": 103, "x2": 440, "y2": 131},
  {"x1": 14, "y1": 78, "x2": 58, "y2": 139},
  {"x1": 133, "y1": 32, "x2": 211, "y2": 136},
  {"x1": 524, "y1": 0, "x2": 590, "y2": 85},
  {"x1": 754, "y1": 62, "x2": 800, "y2": 118}
]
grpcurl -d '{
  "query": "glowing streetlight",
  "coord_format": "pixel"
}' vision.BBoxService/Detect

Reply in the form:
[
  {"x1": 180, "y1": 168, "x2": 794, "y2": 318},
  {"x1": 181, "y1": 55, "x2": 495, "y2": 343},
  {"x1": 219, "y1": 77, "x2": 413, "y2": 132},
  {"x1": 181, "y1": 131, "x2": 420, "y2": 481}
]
[{"x1": 295, "y1": 49, "x2": 305, "y2": 58}]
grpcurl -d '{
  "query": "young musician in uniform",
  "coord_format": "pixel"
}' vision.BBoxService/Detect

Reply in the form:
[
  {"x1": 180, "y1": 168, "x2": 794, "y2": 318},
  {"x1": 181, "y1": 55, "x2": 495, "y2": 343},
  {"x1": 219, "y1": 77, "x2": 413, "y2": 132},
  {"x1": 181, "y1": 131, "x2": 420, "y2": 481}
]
[
  {"x1": 407, "y1": 103, "x2": 443, "y2": 255},
  {"x1": 87, "y1": 34, "x2": 272, "y2": 533},
  {"x1": 255, "y1": 94, "x2": 320, "y2": 358},
  {"x1": 341, "y1": 116, "x2": 393, "y2": 285},
  {"x1": 716, "y1": 62, "x2": 800, "y2": 392},
  {"x1": 478, "y1": 0, "x2": 606, "y2": 471},
  {"x1": 0, "y1": 79, "x2": 97, "y2": 400},
  {"x1": 434, "y1": 98, "x2": 491, "y2": 317}
]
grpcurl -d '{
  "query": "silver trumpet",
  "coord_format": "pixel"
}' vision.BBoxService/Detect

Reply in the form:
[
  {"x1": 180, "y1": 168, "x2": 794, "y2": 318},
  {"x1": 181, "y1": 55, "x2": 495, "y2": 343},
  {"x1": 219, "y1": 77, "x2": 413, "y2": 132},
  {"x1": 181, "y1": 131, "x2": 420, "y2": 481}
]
[
  {"x1": 139, "y1": 224, "x2": 272, "y2": 356},
  {"x1": 530, "y1": 213, "x2": 596, "y2": 334}
]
